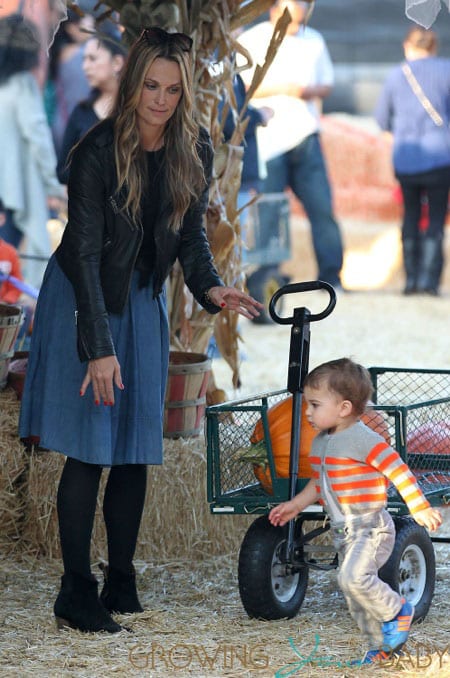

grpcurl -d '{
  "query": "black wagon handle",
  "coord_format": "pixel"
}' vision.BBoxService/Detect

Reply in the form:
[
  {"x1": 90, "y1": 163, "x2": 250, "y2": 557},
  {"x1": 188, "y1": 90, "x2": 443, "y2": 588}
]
[{"x1": 269, "y1": 280, "x2": 337, "y2": 324}]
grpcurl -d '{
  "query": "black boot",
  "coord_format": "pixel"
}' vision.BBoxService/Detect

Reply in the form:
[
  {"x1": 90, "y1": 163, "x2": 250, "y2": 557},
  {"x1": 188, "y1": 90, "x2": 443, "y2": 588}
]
[
  {"x1": 431, "y1": 243, "x2": 444, "y2": 292},
  {"x1": 402, "y1": 238, "x2": 418, "y2": 295},
  {"x1": 99, "y1": 563, "x2": 144, "y2": 614},
  {"x1": 54, "y1": 572, "x2": 123, "y2": 632},
  {"x1": 416, "y1": 236, "x2": 442, "y2": 295}
]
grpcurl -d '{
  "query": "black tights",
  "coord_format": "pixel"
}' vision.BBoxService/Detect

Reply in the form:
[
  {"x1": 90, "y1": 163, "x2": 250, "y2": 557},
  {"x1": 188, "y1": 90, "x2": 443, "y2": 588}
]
[{"x1": 56, "y1": 457, "x2": 147, "y2": 577}]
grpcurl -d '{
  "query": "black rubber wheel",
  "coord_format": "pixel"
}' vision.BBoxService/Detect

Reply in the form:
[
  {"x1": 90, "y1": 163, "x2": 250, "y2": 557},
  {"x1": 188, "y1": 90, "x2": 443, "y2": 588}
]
[
  {"x1": 246, "y1": 267, "x2": 289, "y2": 324},
  {"x1": 379, "y1": 516, "x2": 435, "y2": 622},
  {"x1": 238, "y1": 515, "x2": 309, "y2": 620}
]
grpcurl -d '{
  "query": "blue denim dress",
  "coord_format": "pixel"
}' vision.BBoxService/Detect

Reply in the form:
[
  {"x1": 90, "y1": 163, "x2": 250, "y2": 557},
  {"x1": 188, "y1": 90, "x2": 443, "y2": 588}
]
[{"x1": 19, "y1": 255, "x2": 169, "y2": 466}]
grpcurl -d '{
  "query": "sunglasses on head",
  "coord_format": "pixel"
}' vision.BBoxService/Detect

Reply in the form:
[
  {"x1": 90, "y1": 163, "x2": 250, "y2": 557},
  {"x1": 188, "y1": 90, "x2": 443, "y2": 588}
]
[{"x1": 139, "y1": 26, "x2": 193, "y2": 53}]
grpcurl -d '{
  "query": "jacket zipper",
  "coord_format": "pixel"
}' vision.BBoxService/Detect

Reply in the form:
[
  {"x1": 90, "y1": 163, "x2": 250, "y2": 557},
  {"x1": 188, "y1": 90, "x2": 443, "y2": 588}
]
[
  {"x1": 108, "y1": 195, "x2": 138, "y2": 231},
  {"x1": 107, "y1": 196, "x2": 143, "y2": 305},
  {"x1": 121, "y1": 232, "x2": 143, "y2": 306},
  {"x1": 74, "y1": 310, "x2": 93, "y2": 359}
]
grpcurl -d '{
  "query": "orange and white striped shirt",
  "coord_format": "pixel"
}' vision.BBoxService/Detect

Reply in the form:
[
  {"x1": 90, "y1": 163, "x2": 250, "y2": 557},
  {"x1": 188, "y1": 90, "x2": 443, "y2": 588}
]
[{"x1": 309, "y1": 421, "x2": 430, "y2": 524}]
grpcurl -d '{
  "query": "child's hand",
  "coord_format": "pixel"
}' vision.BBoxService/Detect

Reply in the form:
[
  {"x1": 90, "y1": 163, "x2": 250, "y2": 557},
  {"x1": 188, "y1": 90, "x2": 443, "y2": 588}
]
[
  {"x1": 269, "y1": 500, "x2": 299, "y2": 527},
  {"x1": 413, "y1": 506, "x2": 442, "y2": 531}
]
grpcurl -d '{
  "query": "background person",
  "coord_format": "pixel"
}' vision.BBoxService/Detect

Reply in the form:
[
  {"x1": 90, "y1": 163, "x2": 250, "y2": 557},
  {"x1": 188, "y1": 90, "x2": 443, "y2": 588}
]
[
  {"x1": 19, "y1": 26, "x2": 263, "y2": 634},
  {"x1": 375, "y1": 26, "x2": 450, "y2": 296},
  {"x1": 238, "y1": 0, "x2": 344, "y2": 289},
  {"x1": 219, "y1": 71, "x2": 273, "y2": 260},
  {"x1": 269, "y1": 358, "x2": 442, "y2": 666},
  {"x1": 0, "y1": 204, "x2": 24, "y2": 305},
  {"x1": 47, "y1": 9, "x2": 94, "y2": 154},
  {"x1": 0, "y1": 204, "x2": 36, "y2": 346},
  {"x1": 57, "y1": 29, "x2": 126, "y2": 184},
  {"x1": 0, "y1": 13, "x2": 66, "y2": 288}
]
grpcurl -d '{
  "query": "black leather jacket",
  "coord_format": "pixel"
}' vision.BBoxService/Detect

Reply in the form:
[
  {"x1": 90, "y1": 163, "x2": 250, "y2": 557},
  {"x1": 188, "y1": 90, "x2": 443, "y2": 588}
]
[{"x1": 55, "y1": 119, "x2": 223, "y2": 361}]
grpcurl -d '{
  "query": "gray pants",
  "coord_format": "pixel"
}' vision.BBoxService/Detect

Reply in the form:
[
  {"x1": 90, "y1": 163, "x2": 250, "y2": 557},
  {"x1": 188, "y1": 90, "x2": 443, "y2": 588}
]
[{"x1": 332, "y1": 509, "x2": 402, "y2": 648}]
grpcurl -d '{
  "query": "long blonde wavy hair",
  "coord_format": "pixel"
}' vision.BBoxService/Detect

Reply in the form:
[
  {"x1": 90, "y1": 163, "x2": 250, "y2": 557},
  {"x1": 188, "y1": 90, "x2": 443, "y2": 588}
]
[{"x1": 111, "y1": 32, "x2": 205, "y2": 231}]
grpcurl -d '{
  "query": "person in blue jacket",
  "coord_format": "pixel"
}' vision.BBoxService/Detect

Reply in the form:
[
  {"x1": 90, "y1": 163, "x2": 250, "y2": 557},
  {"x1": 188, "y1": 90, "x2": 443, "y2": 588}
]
[
  {"x1": 375, "y1": 25, "x2": 450, "y2": 296},
  {"x1": 57, "y1": 29, "x2": 127, "y2": 184}
]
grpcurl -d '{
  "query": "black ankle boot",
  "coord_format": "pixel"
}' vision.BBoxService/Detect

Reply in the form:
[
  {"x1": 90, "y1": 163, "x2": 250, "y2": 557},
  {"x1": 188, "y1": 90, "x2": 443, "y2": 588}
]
[
  {"x1": 416, "y1": 236, "x2": 442, "y2": 295},
  {"x1": 402, "y1": 238, "x2": 418, "y2": 295},
  {"x1": 54, "y1": 572, "x2": 122, "y2": 632},
  {"x1": 99, "y1": 563, "x2": 144, "y2": 614}
]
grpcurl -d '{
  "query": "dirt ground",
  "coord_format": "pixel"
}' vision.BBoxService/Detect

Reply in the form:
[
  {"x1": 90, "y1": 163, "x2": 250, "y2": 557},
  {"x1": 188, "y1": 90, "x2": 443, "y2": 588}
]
[{"x1": 282, "y1": 215, "x2": 450, "y2": 294}]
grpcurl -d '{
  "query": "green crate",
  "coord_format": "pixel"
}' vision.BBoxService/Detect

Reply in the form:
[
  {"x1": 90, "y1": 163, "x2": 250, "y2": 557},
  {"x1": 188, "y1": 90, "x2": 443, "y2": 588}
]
[{"x1": 206, "y1": 368, "x2": 450, "y2": 516}]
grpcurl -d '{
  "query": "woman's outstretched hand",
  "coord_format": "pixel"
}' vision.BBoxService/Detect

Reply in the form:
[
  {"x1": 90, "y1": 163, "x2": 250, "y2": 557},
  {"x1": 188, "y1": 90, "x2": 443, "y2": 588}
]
[
  {"x1": 207, "y1": 286, "x2": 264, "y2": 320},
  {"x1": 80, "y1": 355, "x2": 124, "y2": 406}
]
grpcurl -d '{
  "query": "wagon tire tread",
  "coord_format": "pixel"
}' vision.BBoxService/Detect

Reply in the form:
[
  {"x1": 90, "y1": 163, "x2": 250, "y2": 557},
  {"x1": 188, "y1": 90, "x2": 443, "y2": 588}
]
[
  {"x1": 238, "y1": 515, "x2": 308, "y2": 620},
  {"x1": 379, "y1": 516, "x2": 435, "y2": 623}
]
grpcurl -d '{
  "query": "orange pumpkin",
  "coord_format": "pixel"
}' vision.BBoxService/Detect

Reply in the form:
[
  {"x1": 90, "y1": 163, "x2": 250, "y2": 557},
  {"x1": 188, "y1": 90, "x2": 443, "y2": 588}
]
[
  {"x1": 250, "y1": 397, "x2": 316, "y2": 494},
  {"x1": 361, "y1": 406, "x2": 391, "y2": 445},
  {"x1": 250, "y1": 397, "x2": 391, "y2": 494},
  {"x1": 406, "y1": 421, "x2": 450, "y2": 454}
]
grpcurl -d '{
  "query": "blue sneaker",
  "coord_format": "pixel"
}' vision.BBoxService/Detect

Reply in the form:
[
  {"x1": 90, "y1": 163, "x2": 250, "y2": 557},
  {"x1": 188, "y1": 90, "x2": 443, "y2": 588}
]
[
  {"x1": 350, "y1": 649, "x2": 393, "y2": 666},
  {"x1": 382, "y1": 598, "x2": 414, "y2": 651}
]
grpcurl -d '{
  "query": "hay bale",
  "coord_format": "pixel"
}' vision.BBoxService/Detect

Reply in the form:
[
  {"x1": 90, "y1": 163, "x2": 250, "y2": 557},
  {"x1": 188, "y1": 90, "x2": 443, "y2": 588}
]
[
  {"x1": 0, "y1": 390, "x2": 252, "y2": 561},
  {"x1": 0, "y1": 388, "x2": 28, "y2": 554},
  {"x1": 19, "y1": 450, "x2": 64, "y2": 559},
  {"x1": 21, "y1": 451, "x2": 112, "y2": 561},
  {"x1": 320, "y1": 115, "x2": 401, "y2": 222},
  {"x1": 139, "y1": 437, "x2": 253, "y2": 561}
]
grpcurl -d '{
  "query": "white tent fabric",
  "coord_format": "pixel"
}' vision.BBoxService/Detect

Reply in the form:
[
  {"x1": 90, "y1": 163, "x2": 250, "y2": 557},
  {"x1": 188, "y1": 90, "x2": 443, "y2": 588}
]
[{"x1": 406, "y1": 0, "x2": 450, "y2": 28}]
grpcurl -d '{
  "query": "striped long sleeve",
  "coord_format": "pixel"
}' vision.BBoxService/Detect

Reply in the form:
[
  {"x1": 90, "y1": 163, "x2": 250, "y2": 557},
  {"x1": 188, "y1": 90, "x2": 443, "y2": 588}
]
[
  {"x1": 366, "y1": 441, "x2": 430, "y2": 514},
  {"x1": 309, "y1": 421, "x2": 430, "y2": 519}
]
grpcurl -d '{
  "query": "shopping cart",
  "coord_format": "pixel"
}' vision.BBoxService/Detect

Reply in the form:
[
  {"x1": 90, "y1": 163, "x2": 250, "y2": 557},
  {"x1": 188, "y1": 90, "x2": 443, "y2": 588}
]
[{"x1": 243, "y1": 192, "x2": 291, "y2": 324}]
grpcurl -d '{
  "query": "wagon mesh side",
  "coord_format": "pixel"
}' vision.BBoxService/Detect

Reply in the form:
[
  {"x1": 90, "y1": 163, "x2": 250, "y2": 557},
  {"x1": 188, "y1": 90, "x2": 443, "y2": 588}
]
[
  {"x1": 207, "y1": 390, "x2": 289, "y2": 507},
  {"x1": 370, "y1": 368, "x2": 450, "y2": 507},
  {"x1": 207, "y1": 369, "x2": 450, "y2": 512},
  {"x1": 370, "y1": 367, "x2": 450, "y2": 406}
]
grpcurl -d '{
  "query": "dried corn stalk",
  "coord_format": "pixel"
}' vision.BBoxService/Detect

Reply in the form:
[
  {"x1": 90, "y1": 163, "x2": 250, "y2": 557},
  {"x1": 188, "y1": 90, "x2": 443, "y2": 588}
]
[{"x1": 180, "y1": 3, "x2": 295, "y2": 389}]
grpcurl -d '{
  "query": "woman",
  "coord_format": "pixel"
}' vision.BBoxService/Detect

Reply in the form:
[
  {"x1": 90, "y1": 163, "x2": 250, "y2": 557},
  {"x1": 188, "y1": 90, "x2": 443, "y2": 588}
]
[
  {"x1": 57, "y1": 30, "x2": 127, "y2": 184},
  {"x1": 47, "y1": 9, "x2": 94, "y2": 155},
  {"x1": 375, "y1": 26, "x2": 450, "y2": 296},
  {"x1": 19, "y1": 26, "x2": 262, "y2": 634},
  {"x1": 0, "y1": 14, "x2": 65, "y2": 287}
]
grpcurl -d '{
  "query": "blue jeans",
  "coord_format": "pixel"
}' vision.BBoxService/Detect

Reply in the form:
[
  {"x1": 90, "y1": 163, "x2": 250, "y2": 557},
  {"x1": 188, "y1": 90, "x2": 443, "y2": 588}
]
[{"x1": 262, "y1": 133, "x2": 343, "y2": 286}]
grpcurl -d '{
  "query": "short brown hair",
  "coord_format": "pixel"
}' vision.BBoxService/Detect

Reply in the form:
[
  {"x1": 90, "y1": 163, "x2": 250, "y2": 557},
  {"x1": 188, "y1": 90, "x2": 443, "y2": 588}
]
[
  {"x1": 404, "y1": 26, "x2": 437, "y2": 53},
  {"x1": 304, "y1": 358, "x2": 373, "y2": 416}
]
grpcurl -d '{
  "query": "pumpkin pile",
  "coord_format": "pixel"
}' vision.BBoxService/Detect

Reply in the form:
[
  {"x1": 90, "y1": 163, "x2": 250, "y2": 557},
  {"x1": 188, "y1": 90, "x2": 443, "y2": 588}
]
[
  {"x1": 245, "y1": 396, "x2": 391, "y2": 494},
  {"x1": 406, "y1": 421, "x2": 450, "y2": 455}
]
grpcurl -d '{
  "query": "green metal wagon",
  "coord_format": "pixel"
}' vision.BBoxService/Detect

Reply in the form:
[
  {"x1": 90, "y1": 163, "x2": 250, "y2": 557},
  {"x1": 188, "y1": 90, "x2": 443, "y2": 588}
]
[{"x1": 206, "y1": 282, "x2": 450, "y2": 621}]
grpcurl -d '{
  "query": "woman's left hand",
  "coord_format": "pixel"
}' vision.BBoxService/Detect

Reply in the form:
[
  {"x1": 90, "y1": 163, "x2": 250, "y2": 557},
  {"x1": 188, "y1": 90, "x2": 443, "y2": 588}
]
[{"x1": 206, "y1": 286, "x2": 264, "y2": 320}]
